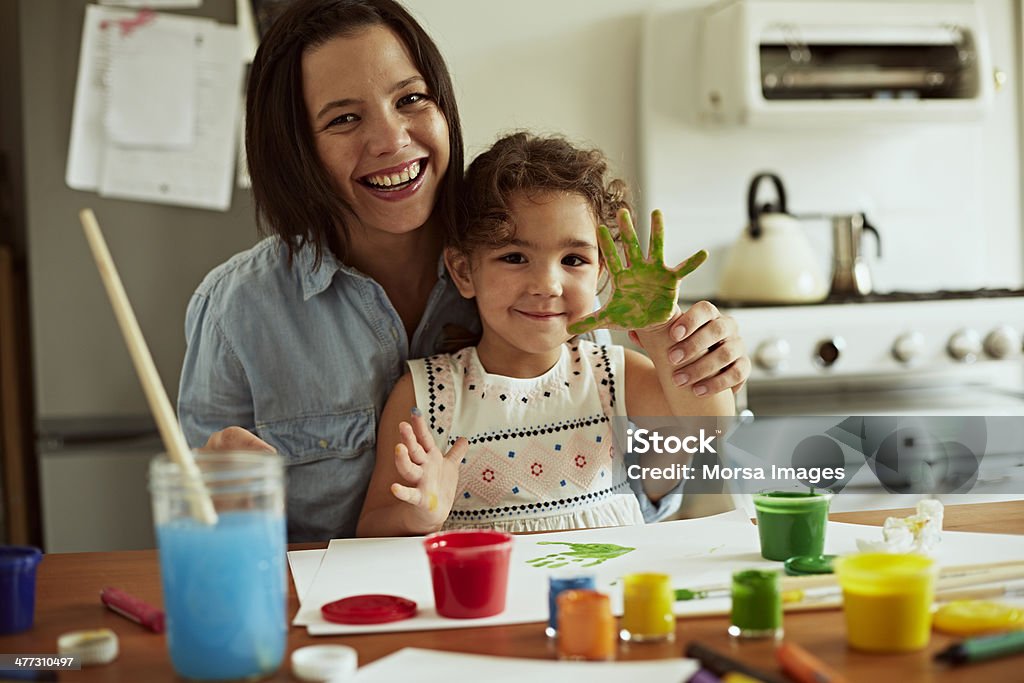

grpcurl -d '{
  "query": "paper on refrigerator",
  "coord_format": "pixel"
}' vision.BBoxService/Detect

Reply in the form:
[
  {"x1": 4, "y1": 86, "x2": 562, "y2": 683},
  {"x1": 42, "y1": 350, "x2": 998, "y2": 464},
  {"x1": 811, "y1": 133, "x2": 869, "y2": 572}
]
[{"x1": 66, "y1": 6, "x2": 245, "y2": 211}]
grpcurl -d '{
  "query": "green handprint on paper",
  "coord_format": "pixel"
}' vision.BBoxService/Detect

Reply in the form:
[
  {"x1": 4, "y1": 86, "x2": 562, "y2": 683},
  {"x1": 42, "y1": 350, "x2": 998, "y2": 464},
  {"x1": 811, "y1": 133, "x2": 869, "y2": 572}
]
[
  {"x1": 568, "y1": 209, "x2": 707, "y2": 335},
  {"x1": 526, "y1": 542, "x2": 635, "y2": 569}
]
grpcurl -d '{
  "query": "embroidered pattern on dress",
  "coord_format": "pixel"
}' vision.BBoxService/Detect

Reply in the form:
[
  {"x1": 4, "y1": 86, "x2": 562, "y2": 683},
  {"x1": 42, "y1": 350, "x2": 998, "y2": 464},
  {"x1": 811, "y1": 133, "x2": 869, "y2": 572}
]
[
  {"x1": 466, "y1": 415, "x2": 608, "y2": 445},
  {"x1": 462, "y1": 348, "x2": 569, "y2": 404},
  {"x1": 562, "y1": 431, "x2": 611, "y2": 489},
  {"x1": 512, "y1": 439, "x2": 575, "y2": 498},
  {"x1": 462, "y1": 446, "x2": 517, "y2": 507},
  {"x1": 423, "y1": 353, "x2": 458, "y2": 440},
  {"x1": 448, "y1": 480, "x2": 632, "y2": 521}
]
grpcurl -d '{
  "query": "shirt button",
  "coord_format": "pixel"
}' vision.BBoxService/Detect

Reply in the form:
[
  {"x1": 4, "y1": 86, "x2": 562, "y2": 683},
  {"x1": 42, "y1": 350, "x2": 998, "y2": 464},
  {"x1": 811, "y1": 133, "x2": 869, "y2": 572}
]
[{"x1": 318, "y1": 439, "x2": 328, "y2": 449}]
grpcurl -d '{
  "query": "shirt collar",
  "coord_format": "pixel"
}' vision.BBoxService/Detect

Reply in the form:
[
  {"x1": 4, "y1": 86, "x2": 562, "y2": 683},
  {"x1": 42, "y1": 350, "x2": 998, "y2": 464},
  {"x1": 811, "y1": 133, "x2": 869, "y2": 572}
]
[{"x1": 295, "y1": 242, "x2": 449, "y2": 301}]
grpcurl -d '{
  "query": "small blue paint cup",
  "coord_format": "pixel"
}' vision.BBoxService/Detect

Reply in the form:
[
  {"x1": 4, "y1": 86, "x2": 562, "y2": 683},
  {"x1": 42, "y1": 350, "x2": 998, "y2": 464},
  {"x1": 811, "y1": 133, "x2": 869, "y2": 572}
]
[
  {"x1": 547, "y1": 572, "x2": 596, "y2": 637},
  {"x1": 0, "y1": 545, "x2": 43, "y2": 634}
]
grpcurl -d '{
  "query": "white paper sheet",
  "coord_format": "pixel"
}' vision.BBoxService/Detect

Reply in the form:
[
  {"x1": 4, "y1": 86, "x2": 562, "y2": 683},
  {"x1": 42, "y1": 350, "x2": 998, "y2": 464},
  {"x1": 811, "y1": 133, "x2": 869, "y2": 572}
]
[
  {"x1": 290, "y1": 509, "x2": 1024, "y2": 635},
  {"x1": 295, "y1": 510, "x2": 763, "y2": 635},
  {"x1": 98, "y1": 22, "x2": 243, "y2": 210},
  {"x1": 353, "y1": 648, "x2": 699, "y2": 683},
  {"x1": 287, "y1": 548, "x2": 326, "y2": 605},
  {"x1": 105, "y1": 18, "x2": 196, "y2": 147},
  {"x1": 66, "y1": 6, "x2": 216, "y2": 191}
]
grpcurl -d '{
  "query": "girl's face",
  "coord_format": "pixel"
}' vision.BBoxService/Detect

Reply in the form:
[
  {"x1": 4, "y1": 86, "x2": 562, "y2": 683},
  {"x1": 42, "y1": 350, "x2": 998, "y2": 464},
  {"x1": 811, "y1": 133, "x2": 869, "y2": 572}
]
[
  {"x1": 450, "y1": 191, "x2": 602, "y2": 374},
  {"x1": 302, "y1": 25, "x2": 450, "y2": 240}
]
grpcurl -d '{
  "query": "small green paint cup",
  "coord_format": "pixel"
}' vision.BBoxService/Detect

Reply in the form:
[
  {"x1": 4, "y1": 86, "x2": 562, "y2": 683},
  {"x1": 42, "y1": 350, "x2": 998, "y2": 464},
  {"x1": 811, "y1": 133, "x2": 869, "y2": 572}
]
[{"x1": 753, "y1": 491, "x2": 832, "y2": 561}]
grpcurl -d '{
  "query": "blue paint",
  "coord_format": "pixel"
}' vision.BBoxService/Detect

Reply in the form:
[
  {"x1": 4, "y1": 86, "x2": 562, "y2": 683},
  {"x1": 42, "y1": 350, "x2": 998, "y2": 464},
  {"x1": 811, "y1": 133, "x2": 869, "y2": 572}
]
[
  {"x1": 547, "y1": 574, "x2": 596, "y2": 637},
  {"x1": 157, "y1": 511, "x2": 286, "y2": 680},
  {"x1": 0, "y1": 546, "x2": 42, "y2": 635}
]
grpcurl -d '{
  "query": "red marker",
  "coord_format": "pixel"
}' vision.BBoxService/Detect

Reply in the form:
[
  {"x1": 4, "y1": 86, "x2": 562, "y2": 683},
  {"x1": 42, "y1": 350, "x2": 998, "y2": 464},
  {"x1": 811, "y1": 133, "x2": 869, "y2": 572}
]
[
  {"x1": 776, "y1": 642, "x2": 847, "y2": 683},
  {"x1": 100, "y1": 587, "x2": 165, "y2": 633}
]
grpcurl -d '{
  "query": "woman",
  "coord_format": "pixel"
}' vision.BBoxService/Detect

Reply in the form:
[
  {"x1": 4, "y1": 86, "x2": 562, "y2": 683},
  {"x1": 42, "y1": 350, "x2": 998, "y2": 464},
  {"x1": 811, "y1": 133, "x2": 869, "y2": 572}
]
[{"x1": 177, "y1": 0, "x2": 750, "y2": 541}]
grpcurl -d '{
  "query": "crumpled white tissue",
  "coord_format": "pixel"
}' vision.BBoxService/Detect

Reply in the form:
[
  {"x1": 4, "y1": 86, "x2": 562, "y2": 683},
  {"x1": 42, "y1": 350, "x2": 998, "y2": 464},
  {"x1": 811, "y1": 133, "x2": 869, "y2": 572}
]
[{"x1": 855, "y1": 499, "x2": 944, "y2": 555}]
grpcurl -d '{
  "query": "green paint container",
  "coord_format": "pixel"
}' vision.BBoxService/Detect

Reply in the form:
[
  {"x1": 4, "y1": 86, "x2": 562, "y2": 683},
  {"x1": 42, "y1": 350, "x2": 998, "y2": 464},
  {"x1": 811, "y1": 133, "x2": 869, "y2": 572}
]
[
  {"x1": 728, "y1": 569, "x2": 782, "y2": 639},
  {"x1": 753, "y1": 491, "x2": 832, "y2": 561}
]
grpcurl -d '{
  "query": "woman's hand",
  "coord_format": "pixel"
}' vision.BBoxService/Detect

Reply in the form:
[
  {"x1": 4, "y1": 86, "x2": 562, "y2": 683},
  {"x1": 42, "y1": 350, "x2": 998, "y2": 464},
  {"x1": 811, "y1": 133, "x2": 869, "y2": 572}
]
[
  {"x1": 200, "y1": 426, "x2": 276, "y2": 453},
  {"x1": 389, "y1": 409, "x2": 466, "y2": 532},
  {"x1": 664, "y1": 302, "x2": 750, "y2": 396}
]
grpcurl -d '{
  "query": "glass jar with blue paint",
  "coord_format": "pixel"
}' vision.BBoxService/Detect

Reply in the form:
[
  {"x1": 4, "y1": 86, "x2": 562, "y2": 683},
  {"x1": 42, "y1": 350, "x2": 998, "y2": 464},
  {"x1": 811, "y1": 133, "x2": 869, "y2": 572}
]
[
  {"x1": 546, "y1": 572, "x2": 596, "y2": 637},
  {"x1": 149, "y1": 451, "x2": 287, "y2": 681}
]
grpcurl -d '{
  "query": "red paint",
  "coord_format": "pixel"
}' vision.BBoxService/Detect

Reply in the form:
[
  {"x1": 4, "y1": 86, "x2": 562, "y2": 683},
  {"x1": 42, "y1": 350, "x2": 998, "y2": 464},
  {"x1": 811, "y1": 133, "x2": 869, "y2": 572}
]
[{"x1": 423, "y1": 530, "x2": 513, "y2": 619}]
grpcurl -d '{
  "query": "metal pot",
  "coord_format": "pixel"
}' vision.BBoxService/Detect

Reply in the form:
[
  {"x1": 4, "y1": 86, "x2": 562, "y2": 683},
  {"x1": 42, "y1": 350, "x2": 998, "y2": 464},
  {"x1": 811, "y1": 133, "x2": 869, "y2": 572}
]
[{"x1": 718, "y1": 173, "x2": 828, "y2": 304}]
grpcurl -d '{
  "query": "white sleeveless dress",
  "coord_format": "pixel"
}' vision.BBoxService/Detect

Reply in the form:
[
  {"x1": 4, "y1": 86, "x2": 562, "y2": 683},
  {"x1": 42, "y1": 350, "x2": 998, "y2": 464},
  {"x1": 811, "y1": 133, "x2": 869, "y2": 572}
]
[{"x1": 407, "y1": 340, "x2": 645, "y2": 532}]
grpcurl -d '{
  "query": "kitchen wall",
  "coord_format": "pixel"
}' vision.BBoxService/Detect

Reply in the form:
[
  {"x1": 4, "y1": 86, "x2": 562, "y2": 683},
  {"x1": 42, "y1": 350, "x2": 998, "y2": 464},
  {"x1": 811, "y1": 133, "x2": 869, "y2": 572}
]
[{"x1": 412, "y1": 0, "x2": 1024, "y2": 298}]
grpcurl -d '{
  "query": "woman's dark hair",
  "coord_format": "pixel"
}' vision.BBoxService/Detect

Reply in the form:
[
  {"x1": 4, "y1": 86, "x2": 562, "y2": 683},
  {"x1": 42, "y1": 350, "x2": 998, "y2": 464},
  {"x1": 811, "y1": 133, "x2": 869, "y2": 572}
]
[
  {"x1": 455, "y1": 132, "x2": 631, "y2": 256},
  {"x1": 246, "y1": 0, "x2": 464, "y2": 266}
]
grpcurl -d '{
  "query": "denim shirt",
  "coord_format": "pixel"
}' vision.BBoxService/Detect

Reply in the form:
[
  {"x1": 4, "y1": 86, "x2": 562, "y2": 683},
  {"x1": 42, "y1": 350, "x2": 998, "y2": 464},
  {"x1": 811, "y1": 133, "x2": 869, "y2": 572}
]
[
  {"x1": 177, "y1": 238, "x2": 481, "y2": 542},
  {"x1": 178, "y1": 238, "x2": 679, "y2": 542}
]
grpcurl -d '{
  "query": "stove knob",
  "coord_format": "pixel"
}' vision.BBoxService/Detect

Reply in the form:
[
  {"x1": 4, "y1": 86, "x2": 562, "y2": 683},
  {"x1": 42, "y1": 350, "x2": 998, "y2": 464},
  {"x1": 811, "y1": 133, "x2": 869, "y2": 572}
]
[
  {"x1": 754, "y1": 338, "x2": 790, "y2": 372},
  {"x1": 892, "y1": 332, "x2": 925, "y2": 364},
  {"x1": 947, "y1": 328, "x2": 982, "y2": 363},
  {"x1": 983, "y1": 325, "x2": 1020, "y2": 359},
  {"x1": 815, "y1": 336, "x2": 844, "y2": 368}
]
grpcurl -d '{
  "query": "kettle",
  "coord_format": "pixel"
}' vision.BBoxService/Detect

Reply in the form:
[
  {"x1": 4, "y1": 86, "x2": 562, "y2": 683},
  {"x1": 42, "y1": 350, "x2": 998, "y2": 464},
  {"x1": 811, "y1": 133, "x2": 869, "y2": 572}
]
[
  {"x1": 830, "y1": 213, "x2": 881, "y2": 297},
  {"x1": 718, "y1": 173, "x2": 828, "y2": 304}
]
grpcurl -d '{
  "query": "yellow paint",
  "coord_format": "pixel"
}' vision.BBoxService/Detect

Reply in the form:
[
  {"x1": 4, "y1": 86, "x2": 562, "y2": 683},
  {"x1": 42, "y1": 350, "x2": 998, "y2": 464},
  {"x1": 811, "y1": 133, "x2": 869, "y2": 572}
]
[
  {"x1": 428, "y1": 492, "x2": 438, "y2": 512},
  {"x1": 781, "y1": 589, "x2": 804, "y2": 604},
  {"x1": 620, "y1": 573, "x2": 675, "y2": 641},
  {"x1": 934, "y1": 600, "x2": 1024, "y2": 636},
  {"x1": 835, "y1": 553, "x2": 936, "y2": 652}
]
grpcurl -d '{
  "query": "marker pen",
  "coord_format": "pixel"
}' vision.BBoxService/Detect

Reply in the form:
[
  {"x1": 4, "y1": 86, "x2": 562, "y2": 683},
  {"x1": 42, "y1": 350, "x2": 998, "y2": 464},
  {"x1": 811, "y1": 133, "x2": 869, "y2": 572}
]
[
  {"x1": 776, "y1": 641, "x2": 848, "y2": 683},
  {"x1": 99, "y1": 587, "x2": 165, "y2": 633},
  {"x1": 685, "y1": 641, "x2": 789, "y2": 683},
  {"x1": 935, "y1": 629, "x2": 1024, "y2": 665}
]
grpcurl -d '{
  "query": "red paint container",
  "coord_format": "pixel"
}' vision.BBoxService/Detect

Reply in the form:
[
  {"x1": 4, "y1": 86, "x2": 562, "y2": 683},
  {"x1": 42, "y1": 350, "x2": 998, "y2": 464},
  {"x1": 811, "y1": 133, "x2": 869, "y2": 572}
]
[{"x1": 423, "y1": 530, "x2": 513, "y2": 619}]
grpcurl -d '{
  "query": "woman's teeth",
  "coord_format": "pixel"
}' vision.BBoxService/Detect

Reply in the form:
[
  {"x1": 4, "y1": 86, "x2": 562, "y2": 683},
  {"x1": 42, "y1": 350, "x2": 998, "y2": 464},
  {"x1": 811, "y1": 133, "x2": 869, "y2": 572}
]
[{"x1": 365, "y1": 160, "x2": 421, "y2": 189}]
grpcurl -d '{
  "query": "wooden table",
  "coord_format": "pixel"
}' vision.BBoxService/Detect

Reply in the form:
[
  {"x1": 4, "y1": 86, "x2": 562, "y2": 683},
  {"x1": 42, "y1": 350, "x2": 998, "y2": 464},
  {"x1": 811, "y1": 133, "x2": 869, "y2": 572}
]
[{"x1": 2, "y1": 501, "x2": 1022, "y2": 682}]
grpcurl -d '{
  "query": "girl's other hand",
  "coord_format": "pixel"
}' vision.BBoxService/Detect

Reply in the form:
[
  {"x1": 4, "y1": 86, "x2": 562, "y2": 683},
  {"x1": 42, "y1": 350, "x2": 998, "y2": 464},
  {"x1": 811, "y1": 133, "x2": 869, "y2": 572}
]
[
  {"x1": 200, "y1": 426, "x2": 277, "y2": 453},
  {"x1": 389, "y1": 408, "x2": 466, "y2": 532},
  {"x1": 666, "y1": 301, "x2": 750, "y2": 396}
]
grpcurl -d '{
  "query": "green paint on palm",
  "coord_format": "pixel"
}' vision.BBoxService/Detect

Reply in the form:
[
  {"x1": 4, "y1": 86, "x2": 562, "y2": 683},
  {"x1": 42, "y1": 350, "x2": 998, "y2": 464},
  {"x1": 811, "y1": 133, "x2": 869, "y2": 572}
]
[
  {"x1": 526, "y1": 541, "x2": 635, "y2": 568},
  {"x1": 568, "y1": 209, "x2": 707, "y2": 334}
]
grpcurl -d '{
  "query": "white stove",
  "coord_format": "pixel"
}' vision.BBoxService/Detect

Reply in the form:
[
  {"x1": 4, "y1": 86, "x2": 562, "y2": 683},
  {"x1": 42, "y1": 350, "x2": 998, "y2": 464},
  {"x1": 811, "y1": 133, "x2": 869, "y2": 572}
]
[
  {"x1": 711, "y1": 289, "x2": 1024, "y2": 413},
  {"x1": 710, "y1": 290, "x2": 1024, "y2": 512}
]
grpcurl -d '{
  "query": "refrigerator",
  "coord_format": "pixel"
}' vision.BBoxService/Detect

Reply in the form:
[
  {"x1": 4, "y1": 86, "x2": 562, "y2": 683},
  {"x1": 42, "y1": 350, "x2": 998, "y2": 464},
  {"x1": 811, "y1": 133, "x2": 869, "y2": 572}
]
[{"x1": 5, "y1": 0, "x2": 260, "y2": 551}]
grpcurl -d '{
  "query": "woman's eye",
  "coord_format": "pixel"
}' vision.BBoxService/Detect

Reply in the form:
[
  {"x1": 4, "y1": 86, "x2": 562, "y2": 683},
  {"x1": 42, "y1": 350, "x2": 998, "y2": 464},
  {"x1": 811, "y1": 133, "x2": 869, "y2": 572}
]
[
  {"x1": 398, "y1": 92, "x2": 430, "y2": 107},
  {"x1": 563, "y1": 255, "x2": 588, "y2": 267},
  {"x1": 327, "y1": 113, "x2": 358, "y2": 128},
  {"x1": 499, "y1": 253, "x2": 526, "y2": 264}
]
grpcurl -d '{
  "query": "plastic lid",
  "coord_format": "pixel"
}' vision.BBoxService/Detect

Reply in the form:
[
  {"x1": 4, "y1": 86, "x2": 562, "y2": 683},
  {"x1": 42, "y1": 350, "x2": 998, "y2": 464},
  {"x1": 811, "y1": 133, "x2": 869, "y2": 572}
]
[
  {"x1": 291, "y1": 645, "x2": 357, "y2": 682},
  {"x1": 57, "y1": 628, "x2": 119, "y2": 666},
  {"x1": 933, "y1": 600, "x2": 1024, "y2": 636},
  {"x1": 321, "y1": 594, "x2": 417, "y2": 625},
  {"x1": 784, "y1": 554, "x2": 837, "y2": 576}
]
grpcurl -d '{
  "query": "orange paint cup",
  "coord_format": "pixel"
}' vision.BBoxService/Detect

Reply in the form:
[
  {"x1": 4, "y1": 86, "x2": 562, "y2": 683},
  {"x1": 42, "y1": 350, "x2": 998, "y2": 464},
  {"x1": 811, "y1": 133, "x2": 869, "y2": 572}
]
[{"x1": 557, "y1": 589, "x2": 616, "y2": 661}]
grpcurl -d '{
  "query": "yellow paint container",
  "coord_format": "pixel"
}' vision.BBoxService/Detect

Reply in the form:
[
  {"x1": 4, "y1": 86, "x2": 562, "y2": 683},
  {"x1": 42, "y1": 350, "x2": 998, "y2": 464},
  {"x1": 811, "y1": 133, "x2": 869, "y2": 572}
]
[
  {"x1": 835, "y1": 553, "x2": 936, "y2": 653},
  {"x1": 620, "y1": 573, "x2": 675, "y2": 642}
]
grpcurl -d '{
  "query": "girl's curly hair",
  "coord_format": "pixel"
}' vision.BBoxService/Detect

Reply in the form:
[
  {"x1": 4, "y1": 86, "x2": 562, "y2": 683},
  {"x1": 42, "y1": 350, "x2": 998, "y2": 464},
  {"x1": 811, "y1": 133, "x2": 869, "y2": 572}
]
[{"x1": 453, "y1": 132, "x2": 631, "y2": 254}]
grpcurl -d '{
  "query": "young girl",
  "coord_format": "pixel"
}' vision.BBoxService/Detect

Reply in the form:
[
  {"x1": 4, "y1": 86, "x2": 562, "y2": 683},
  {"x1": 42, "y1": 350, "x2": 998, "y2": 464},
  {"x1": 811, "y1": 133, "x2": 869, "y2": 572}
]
[{"x1": 357, "y1": 133, "x2": 738, "y2": 536}]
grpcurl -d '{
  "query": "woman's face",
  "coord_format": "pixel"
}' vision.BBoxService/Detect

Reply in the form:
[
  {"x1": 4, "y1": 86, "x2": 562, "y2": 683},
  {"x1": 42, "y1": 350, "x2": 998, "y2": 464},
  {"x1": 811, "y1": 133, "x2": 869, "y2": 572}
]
[{"x1": 302, "y1": 25, "x2": 450, "y2": 239}]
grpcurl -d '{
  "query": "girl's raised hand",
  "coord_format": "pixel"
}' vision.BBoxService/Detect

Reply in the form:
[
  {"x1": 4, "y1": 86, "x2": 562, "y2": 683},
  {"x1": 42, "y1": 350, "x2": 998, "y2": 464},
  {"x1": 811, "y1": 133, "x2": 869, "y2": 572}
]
[
  {"x1": 389, "y1": 408, "x2": 466, "y2": 532},
  {"x1": 568, "y1": 209, "x2": 706, "y2": 334}
]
